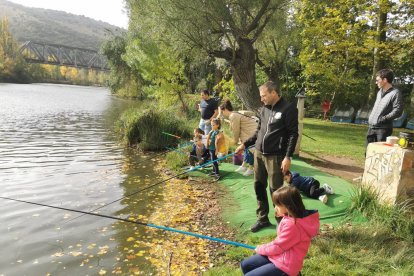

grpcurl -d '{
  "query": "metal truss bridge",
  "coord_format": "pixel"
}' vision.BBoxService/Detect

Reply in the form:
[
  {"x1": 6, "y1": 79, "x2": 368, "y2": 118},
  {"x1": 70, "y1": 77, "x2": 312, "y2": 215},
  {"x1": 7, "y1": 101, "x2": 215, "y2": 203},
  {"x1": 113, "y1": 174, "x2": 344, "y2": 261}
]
[{"x1": 19, "y1": 41, "x2": 109, "y2": 71}]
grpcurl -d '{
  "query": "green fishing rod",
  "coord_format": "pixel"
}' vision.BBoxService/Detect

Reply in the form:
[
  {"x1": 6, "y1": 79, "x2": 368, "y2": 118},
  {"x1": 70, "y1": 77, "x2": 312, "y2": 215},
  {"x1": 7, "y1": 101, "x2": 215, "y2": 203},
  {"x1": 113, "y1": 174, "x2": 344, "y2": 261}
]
[{"x1": 161, "y1": 131, "x2": 182, "y2": 139}]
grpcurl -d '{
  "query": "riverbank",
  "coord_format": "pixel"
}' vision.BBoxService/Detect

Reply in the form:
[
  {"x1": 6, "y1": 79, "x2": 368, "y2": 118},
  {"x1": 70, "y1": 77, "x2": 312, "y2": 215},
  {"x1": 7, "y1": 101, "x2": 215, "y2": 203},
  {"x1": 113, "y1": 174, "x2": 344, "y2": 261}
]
[
  {"x1": 145, "y1": 161, "x2": 238, "y2": 275},
  {"x1": 121, "y1": 116, "x2": 414, "y2": 274}
]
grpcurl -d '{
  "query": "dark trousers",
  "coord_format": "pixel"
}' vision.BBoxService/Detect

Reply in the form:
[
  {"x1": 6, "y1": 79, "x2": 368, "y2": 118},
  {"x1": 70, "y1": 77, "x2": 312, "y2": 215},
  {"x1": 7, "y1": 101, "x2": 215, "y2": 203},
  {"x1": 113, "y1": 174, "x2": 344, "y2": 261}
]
[
  {"x1": 308, "y1": 180, "x2": 325, "y2": 199},
  {"x1": 209, "y1": 149, "x2": 219, "y2": 175},
  {"x1": 241, "y1": 254, "x2": 287, "y2": 276},
  {"x1": 253, "y1": 151, "x2": 284, "y2": 223},
  {"x1": 366, "y1": 127, "x2": 392, "y2": 147},
  {"x1": 189, "y1": 156, "x2": 204, "y2": 166}
]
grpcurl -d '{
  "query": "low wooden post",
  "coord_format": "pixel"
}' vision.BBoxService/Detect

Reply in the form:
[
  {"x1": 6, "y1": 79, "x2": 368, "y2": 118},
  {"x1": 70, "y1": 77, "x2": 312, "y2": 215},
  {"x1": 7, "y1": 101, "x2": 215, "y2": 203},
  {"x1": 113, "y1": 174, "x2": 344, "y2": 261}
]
[{"x1": 295, "y1": 91, "x2": 306, "y2": 155}]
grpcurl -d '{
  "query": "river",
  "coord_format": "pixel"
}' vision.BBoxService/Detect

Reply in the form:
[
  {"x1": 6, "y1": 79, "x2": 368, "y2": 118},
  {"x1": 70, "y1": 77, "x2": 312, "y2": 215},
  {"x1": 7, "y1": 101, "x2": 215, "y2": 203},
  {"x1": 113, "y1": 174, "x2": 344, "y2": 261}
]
[{"x1": 0, "y1": 83, "x2": 162, "y2": 275}]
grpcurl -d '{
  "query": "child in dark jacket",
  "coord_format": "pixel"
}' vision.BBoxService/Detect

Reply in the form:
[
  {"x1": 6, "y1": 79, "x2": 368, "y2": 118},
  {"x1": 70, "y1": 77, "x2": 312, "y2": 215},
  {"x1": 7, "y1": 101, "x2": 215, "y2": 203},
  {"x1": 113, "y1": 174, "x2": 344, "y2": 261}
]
[
  {"x1": 188, "y1": 134, "x2": 209, "y2": 169},
  {"x1": 284, "y1": 171, "x2": 334, "y2": 204}
]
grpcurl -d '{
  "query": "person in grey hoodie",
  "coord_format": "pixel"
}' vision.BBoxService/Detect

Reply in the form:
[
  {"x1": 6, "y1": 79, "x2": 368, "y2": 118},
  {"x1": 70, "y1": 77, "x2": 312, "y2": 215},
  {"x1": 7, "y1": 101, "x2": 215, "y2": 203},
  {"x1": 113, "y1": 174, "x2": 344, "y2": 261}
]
[{"x1": 367, "y1": 69, "x2": 403, "y2": 147}]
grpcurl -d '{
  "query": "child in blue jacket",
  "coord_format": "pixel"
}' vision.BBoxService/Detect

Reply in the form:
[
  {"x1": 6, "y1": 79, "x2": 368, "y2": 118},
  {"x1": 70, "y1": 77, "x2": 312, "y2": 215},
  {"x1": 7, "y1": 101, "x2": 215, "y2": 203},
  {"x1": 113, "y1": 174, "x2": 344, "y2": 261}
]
[
  {"x1": 284, "y1": 171, "x2": 334, "y2": 204},
  {"x1": 188, "y1": 134, "x2": 209, "y2": 169}
]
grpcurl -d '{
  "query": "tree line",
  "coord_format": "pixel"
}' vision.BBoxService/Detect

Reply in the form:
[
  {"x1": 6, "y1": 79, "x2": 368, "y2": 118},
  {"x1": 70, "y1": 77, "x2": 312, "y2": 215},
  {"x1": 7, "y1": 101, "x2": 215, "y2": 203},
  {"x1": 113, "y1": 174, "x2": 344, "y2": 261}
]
[{"x1": 102, "y1": 0, "x2": 414, "y2": 115}]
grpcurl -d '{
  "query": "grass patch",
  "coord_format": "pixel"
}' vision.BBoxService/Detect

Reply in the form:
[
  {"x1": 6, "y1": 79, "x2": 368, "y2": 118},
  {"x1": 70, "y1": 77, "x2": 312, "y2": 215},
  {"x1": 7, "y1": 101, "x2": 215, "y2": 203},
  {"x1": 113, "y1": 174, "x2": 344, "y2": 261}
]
[
  {"x1": 304, "y1": 223, "x2": 414, "y2": 275},
  {"x1": 164, "y1": 145, "x2": 192, "y2": 176},
  {"x1": 301, "y1": 118, "x2": 414, "y2": 165},
  {"x1": 349, "y1": 185, "x2": 414, "y2": 242}
]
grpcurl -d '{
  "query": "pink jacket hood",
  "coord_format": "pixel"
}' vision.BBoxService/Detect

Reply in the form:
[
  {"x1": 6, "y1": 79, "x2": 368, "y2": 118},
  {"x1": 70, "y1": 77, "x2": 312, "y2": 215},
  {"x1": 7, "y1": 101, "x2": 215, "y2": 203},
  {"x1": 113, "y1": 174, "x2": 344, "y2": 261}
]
[{"x1": 255, "y1": 210, "x2": 320, "y2": 276}]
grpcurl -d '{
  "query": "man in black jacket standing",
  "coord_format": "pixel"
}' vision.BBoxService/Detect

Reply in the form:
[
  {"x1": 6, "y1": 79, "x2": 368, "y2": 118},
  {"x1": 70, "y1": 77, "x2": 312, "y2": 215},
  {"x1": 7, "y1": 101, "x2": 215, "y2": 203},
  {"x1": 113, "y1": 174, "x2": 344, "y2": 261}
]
[
  {"x1": 367, "y1": 69, "x2": 403, "y2": 146},
  {"x1": 236, "y1": 81, "x2": 299, "y2": 232}
]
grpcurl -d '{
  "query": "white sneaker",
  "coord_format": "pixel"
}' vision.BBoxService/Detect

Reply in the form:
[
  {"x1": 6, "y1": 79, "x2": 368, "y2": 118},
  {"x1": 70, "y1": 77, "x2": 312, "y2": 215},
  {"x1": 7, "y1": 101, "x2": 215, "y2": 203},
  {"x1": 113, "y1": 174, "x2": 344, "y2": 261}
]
[
  {"x1": 235, "y1": 166, "x2": 247, "y2": 173},
  {"x1": 323, "y1": 183, "x2": 334, "y2": 194},
  {"x1": 319, "y1": 195, "x2": 328, "y2": 204},
  {"x1": 243, "y1": 169, "x2": 254, "y2": 176}
]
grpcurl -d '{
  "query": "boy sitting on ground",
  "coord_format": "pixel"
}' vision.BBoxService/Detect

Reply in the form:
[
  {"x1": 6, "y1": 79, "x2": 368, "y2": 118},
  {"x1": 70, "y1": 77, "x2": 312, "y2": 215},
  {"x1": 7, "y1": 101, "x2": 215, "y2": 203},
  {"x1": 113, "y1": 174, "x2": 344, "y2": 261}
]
[
  {"x1": 188, "y1": 134, "x2": 209, "y2": 170},
  {"x1": 284, "y1": 171, "x2": 334, "y2": 204}
]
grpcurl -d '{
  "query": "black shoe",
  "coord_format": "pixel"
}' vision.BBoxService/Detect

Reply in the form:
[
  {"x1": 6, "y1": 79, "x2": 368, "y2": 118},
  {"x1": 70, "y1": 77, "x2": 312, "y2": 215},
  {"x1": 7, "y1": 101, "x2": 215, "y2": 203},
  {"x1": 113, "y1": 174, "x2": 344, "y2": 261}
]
[{"x1": 250, "y1": 220, "x2": 271, "y2": 233}]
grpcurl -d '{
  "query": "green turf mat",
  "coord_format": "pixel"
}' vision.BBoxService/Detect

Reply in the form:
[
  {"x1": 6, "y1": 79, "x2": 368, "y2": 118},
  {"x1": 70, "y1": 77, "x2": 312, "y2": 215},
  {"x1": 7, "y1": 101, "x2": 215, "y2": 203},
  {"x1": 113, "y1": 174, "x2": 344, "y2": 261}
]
[{"x1": 188, "y1": 157, "x2": 365, "y2": 237}]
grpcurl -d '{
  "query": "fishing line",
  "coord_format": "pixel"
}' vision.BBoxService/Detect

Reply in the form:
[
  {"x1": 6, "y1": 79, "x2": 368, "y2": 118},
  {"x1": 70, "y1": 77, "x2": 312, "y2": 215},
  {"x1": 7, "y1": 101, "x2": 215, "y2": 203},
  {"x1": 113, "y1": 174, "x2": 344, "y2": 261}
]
[{"x1": 0, "y1": 196, "x2": 255, "y2": 250}]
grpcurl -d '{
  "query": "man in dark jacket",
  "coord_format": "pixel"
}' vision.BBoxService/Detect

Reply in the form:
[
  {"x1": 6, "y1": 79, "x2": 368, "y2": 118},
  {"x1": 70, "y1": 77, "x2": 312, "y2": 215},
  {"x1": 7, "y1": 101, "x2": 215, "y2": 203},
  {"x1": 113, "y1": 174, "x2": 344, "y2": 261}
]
[
  {"x1": 367, "y1": 69, "x2": 403, "y2": 147},
  {"x1": 198, "y1": 90, "x2": 219, "y2": 135},
  {"x1": 235, "y1": 81, "x2": 299, "y2": 232}
]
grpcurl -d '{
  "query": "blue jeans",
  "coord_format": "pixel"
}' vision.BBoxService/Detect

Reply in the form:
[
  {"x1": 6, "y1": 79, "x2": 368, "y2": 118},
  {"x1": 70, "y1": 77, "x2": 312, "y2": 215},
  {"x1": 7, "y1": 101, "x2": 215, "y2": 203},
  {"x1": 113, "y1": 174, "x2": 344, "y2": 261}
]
[
  {"x1": 241, "y1": 254, "x2": 287, "y2": 276},
  {"x1": 243, "y1": 148, "x2": 254, "y2": 166},
  {"x1": 199, "y1": 118, "x2": 212, "y2": 135}
]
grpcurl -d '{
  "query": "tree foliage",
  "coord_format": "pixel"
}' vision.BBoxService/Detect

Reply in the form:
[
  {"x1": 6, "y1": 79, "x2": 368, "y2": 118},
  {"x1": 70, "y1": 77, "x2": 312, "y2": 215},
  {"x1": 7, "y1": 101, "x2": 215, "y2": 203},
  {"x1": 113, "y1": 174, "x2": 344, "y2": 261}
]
[
  {"x1": 125, "y1": 0, "x2": 288, "y2": 111},
  {"x1": 0, "y1": 17, "x2": 31, "y2": 82},
  {"x1": 297, "y1": 0, "x2": 374, "y2": 108},
  {"x1": 104, "y1": 0, "x2": 414, "y2": 114}
]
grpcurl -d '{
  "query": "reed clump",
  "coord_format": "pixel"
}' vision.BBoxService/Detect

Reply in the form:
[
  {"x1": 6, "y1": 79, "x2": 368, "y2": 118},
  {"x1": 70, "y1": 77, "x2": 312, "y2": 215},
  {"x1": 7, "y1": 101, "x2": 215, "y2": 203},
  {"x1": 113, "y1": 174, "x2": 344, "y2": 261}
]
[{"x1": 118, "y1": 107, "x2": 191, "y2": 150}]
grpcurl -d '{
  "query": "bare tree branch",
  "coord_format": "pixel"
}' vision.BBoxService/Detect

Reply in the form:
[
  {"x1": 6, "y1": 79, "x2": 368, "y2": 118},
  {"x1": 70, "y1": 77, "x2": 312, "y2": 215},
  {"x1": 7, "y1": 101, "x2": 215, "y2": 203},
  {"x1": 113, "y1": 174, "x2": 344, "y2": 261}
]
[
  {"x1": 245, "y1": 0, "x2": 271, "y2": 34},
  {"x1": 209, "y1": 48, "x2": 233, "y2": 60}
]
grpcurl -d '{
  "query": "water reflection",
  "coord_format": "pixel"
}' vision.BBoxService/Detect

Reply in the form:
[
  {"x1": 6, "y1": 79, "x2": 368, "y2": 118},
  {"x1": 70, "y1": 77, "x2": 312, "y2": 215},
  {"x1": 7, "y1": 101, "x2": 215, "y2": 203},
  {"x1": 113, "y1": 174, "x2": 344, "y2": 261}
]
[{"x1": 0, "y1": 84, "x2": 161, "y2": 274}]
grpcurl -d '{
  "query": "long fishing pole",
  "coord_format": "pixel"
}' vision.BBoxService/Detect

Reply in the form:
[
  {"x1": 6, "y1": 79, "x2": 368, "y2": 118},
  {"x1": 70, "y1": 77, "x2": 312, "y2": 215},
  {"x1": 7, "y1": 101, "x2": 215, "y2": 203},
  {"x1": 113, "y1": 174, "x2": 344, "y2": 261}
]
[
  {"x1": 302, "y1": 133, "x2": 317, "y2": 141},
  {"x1": 165, "y1": 146, "x2": 197, "y2": 158},
  {"x1": 133, "y1": 141, "x2": 193, "y2": 166},
  {"x1": 65, "y1": 151, "x2": 240, "y2": 224},
  {"x1": 0, "y1": 196, "x2": 255, "y2": 250}
]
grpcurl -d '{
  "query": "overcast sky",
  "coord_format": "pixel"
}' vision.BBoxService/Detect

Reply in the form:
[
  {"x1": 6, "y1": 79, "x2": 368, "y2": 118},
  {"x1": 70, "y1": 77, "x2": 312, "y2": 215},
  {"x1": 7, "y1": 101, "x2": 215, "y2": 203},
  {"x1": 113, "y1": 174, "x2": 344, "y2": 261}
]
[{"x1": 8, "y1": 0, "x2": 128, "y2": 29}]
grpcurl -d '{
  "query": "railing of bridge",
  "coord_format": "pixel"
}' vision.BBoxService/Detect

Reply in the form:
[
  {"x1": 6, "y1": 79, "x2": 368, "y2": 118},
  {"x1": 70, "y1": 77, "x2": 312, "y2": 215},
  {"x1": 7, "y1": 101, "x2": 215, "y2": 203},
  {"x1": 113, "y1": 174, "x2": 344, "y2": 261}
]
[{"x1": 19, "y1": 41, "x2": 109, "y2": 71}]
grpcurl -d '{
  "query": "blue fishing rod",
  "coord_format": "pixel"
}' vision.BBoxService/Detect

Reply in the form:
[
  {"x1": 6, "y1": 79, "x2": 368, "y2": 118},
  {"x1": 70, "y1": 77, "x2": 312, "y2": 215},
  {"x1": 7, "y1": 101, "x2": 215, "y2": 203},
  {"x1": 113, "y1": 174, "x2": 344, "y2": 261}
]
[{"x1": 0, "y1": 196, "x2": 255, "y2": 250}]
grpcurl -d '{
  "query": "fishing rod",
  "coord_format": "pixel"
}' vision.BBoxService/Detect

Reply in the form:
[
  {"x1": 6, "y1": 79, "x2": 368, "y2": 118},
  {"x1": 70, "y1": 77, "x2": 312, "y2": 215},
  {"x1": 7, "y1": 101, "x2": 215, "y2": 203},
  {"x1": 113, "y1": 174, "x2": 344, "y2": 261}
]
[
  {"x1": 0, "y1": 196, "x2": 255, "y2": 250},
  {"x1": 161, "y1": 131, "x2": 182, "y2": 139},
  {"x1": 302, "y1": 133, "x2": 317, "y2": 141},
  {"x1": 165, "y1": 147, "x2": 199, "y2": 160},
  {"x1": 132, "y1": 140, "x2": 193, "y2": 166},
  {"x1": 65, "y1": 151, "x2": 240, "y2": 224}
]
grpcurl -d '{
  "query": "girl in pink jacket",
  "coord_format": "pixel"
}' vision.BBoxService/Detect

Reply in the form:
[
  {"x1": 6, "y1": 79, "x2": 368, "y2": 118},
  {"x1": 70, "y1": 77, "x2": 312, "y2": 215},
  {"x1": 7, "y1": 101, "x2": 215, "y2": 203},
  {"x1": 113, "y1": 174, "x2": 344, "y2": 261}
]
[{"x1": 241, "y1": 186, "x2": 320, "y2": 276}]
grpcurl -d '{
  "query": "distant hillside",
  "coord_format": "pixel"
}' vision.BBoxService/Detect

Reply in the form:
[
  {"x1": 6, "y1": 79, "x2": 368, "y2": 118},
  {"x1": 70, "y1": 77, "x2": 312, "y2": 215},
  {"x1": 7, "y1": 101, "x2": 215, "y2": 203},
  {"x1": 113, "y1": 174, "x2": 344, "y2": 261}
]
[{"x1": 0, "y1": 0, "x2": 125, "y2": 50}]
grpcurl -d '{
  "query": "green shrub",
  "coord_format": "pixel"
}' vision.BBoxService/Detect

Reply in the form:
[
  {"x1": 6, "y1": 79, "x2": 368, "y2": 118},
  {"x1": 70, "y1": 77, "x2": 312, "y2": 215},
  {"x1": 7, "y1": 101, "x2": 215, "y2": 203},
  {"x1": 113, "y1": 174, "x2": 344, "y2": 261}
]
[
  {"x1": 184, "y1": 93, "x2": 202, "y2": 120},
  {"x1": 118, "y1": 106, "x2": 192, "y2": 150}
]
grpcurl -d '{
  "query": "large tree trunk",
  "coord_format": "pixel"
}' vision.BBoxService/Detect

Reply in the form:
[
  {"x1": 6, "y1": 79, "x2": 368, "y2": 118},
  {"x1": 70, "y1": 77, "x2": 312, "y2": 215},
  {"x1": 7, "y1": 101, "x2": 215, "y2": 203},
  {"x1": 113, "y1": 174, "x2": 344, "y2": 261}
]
[
  {"x1": 411, "y1": 84, "x2": 414, "y2": 118},
  {"x1": 369, "y1": 0, "x2": 388, "y2": 103},
  {"x1": 231, "y1": 38, "x2": 262, "y2": 112}
]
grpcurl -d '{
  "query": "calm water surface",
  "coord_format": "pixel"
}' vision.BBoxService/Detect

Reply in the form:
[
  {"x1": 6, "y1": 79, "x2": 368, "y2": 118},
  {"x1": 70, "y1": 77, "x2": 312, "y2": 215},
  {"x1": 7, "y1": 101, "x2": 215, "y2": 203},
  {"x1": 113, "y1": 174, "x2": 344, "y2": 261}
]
[{"x1": 0, "y1": 83, "x2": 162, "y2": 275}]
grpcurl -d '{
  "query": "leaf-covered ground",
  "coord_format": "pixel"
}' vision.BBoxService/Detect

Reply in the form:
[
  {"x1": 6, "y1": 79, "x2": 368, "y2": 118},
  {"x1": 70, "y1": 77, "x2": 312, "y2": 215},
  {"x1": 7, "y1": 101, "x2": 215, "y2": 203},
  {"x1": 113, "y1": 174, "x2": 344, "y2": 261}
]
[{"x1": 140, "y1": 161, "x2": 236, "y2": 275}]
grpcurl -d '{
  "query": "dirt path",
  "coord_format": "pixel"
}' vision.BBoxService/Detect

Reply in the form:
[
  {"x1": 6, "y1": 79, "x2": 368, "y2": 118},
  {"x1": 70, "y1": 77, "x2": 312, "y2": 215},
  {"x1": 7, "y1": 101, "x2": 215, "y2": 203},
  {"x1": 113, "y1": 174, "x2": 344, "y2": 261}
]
[{"x1": 299, "y1": 151, "x2": 364, "y2": 183}]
